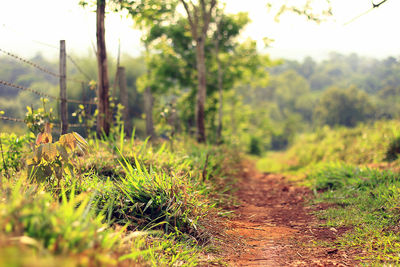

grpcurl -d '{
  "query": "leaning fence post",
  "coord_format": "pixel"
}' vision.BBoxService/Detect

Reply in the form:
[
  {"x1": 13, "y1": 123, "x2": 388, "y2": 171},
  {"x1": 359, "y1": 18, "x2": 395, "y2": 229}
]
[
  {"x1": 60, "y1": 40, "x2": 68, "y2": 134},
  {"x1": 81, "y1": 82, "x2": 90, "y2": 136}
]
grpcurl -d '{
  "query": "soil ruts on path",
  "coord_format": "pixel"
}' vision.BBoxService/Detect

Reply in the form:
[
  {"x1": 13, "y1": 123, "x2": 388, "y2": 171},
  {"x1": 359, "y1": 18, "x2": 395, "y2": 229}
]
[{"x1": 223, "y1": 163, "x2": 358, "y2": 266}]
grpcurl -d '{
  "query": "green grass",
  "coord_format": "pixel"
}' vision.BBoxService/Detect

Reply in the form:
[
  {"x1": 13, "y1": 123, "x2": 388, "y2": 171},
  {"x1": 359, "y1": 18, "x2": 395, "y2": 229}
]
[
  {"x1": 0, "y1": 131, "x2": 241, "y2": 266},
  {"x1": 257, "y1": 120, "x2": 400, "y2": 176},
  {"x1": 310, "y1": 165, "x2": 400, "y2": 264}
]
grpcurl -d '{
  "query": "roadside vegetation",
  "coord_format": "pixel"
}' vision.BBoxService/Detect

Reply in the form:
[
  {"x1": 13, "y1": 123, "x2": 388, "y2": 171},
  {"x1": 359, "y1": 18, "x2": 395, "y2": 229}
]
[
  {"x1": 0, "y1": 125, "x2": 240, "y2": 266},
  {"x1": 258, "y1": 119, "x2": 400, "y2": 264}
]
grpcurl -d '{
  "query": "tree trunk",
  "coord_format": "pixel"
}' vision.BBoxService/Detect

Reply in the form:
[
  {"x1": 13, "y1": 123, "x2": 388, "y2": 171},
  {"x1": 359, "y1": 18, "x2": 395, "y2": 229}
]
[
  {"x1": 215, "y1": 25, "x2": 223, "y2": 144},
  {"x1": 144, "y1": 86, "x2": 155, "y2": 140},
  {"x1": 96, "y1": 0, "x2": 111, "y2": 136},
  {"x1": 180, "y1": 0, "x2": 216, "y2": 143},
  {"x1": 195, "y1": 38, "x2": 207, "y2": 143},
  {"x1": 217, "y1": 62, "x2": 223, "y2": 144}
]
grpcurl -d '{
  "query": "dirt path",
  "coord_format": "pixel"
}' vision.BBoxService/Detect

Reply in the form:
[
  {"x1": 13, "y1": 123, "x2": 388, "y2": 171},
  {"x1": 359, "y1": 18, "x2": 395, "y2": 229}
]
[{"x1": 223, "y1": 163, "x2": 357, "y2": 266}]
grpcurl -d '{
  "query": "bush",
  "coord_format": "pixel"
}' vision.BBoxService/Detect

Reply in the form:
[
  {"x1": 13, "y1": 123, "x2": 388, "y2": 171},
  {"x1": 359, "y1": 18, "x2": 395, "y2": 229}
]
[{"x1": 385, "y1": 136, "x2": 400, "y2": 162}]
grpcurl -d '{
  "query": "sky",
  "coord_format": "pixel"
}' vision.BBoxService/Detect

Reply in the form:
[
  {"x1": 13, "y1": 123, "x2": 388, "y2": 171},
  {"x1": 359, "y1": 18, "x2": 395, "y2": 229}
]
[{"x1": 0, "y1": 0, "x2": 399, "y2": 62}]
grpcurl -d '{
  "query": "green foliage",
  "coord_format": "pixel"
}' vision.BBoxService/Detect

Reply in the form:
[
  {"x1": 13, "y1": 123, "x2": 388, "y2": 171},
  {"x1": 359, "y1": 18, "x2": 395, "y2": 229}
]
[
  {"x1": 258, "y1": 120, "x2": 400, "y2": 174},
  {"x1": 0, "y1": 133, "x2": 30, "y2": 174}
]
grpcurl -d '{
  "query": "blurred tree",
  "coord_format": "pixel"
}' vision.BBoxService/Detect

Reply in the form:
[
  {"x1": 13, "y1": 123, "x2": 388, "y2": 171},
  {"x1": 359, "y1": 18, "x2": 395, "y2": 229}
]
[
  {"x1": 146, "y1": 12, "x2": 266, "y2": 143},
  {"x1": 313, "y1": 86, "x2": 375, "y2": 127},
  {"x1": 179, "y1": 0, "x2": 217, "y2": 143},
  {"x1": 113, "y1": 0, "x2": 176, "y2": 139}
]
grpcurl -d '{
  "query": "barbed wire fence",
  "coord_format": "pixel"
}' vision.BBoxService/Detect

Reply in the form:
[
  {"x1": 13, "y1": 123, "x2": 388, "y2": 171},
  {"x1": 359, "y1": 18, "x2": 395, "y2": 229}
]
[{"x1": 0, "y1": 41, "x2": 98, "y2": 134}]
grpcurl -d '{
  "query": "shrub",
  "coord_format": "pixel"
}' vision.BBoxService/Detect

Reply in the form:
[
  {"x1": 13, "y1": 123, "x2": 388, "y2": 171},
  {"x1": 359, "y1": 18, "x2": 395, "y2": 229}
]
[
  {"x1": 249, "y1": 136, "x2": 262, "y2": 155},
  {"x1": 385, "y1": 136, "x2": 400, "y2": 162}
]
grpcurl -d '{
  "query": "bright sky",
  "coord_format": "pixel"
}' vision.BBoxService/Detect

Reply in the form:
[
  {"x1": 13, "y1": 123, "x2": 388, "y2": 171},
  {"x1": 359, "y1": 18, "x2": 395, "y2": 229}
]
[{"x1": 0, "y1": 0, "x2": 399, "y2": 61}]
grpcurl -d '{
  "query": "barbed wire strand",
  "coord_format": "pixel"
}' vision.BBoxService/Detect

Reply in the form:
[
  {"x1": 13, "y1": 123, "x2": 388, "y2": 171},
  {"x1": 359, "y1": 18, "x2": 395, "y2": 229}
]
[
  {"x1": 67, "y1": 98, "x2": 96, "y2": 105},
  {"x1": 0, "y1": 116, "x2": 93, "y2": 130},
  {"x1": 0, "y1": 48, "x2": 60, "y2": 77},
  {"x1": 0, "y1": 79, "x2": 96, "y2": 105},
  {"x1": 0, "y1": 79, "x2": 58, "y2": 100},
  {"x1": 0, "y1": 48, "x2": 86, "y2": 84},
  {"x1": 0, "y1": 116, "x2": 25, "y2": 123},
  {"x1": 1, "y1": 25, "x2": 92, "y2": 83}
]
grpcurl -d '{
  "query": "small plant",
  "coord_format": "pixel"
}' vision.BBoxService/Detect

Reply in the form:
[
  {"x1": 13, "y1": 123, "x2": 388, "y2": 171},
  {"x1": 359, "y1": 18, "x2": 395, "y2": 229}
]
[
  {"x1": 24, "y1": 98, "x2": 55, "y2": 136},
  {"x1": 0, "y1": 133, "x2": 29, "y2": 174},
  {"x1": 72, "y1": 104, "x2": 97, "y2": 138},
  {"x1": 27, "y1": 123, "x2": 88, "y2": 185}
]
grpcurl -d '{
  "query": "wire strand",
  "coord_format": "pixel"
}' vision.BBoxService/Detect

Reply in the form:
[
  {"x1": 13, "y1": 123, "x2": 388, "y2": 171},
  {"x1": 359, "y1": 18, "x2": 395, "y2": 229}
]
[
  {"x1": 0, "y1": 79, "x2": 58, "y2": 100},
  {"x1": 0, "y1": 48, "x2": 87, "y2": 84},
  {"x1": 0, "y1": 116, "x2": 25, "y2": 123},
  {"x1": 0, "y1": 79, "x2": 96, "y2": 105},
  {"x1": 0, "y1": 48, "x2": 60, "y2": 78}
]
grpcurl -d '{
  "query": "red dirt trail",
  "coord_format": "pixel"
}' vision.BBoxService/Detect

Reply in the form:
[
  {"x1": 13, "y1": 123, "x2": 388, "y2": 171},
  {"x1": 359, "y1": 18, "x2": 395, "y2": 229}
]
[{"x1": 223, "y1": 163, "x2": 358, "y2": 266}]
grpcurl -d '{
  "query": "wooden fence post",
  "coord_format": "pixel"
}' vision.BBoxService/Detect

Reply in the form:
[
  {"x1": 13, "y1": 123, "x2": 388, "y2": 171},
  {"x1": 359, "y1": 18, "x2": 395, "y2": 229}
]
[
  {"x1": 118, "y1": 66, "x2": 130, "y2": 135},
  {"x1": 60, "y1": 40, "x2": 68, "y2": 134}
]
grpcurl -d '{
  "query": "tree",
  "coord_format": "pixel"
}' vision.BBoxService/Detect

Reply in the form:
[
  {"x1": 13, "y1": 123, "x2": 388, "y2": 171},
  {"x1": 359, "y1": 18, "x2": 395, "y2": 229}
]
[
  {"x1": 180, "y1": 0, "x2": 217, "y2": 143},
  {"x1": 147, "y1": 10, "x2": 254, "y2": 143},
  {"x1": 117, "y1": 0, "x2": 176, "y2": 140},
  {"x1": 211, "y1": 10, "x2": 250, "y2": 144},
  {"x1": 214, "y1": 10, "x2": 223, "y2": 144}
]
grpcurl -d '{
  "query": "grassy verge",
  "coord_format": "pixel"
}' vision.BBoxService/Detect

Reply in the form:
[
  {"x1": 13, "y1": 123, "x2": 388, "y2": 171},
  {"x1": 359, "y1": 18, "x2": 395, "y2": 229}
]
[
  {"x1": 257, "y1": 120, "x2": 400, "y2": 264},
  {"x1": 257, "y1": 120, "x2": 400, "y2": 178},
  {"x1": 0, "y1": 132, "x2": 241, "y2": 266},
  {"x1": 310, "y1": 165, "x2": 400, "y2": 264}
]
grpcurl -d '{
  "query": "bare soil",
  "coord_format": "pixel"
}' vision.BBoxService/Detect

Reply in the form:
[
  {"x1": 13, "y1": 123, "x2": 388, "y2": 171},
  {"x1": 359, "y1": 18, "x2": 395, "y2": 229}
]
[{"x1": 222, "y1": 162, "x2": 359, "y2": 266}]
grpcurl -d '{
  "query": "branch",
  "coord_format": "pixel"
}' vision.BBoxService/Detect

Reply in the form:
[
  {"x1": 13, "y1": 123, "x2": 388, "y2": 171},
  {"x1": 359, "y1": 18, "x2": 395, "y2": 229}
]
[
  {"x1": 192, "y1": 2, "x2": 200, "y2": 39},
  {"x1": 180, "y1": 0, "x2": 197, "y2": 38},
  {"x1": 202, "y1": 0, "x2": 217, "y2": 37},
  {"x1": 372, "y1": 0, "x2": 388, "y2": 8},
  {"x1": 200, "y1": 0, "x2": 207, "y2": 20},
  {"x1": 344, "y1": 0, "x2": 389, "y2": 25}
]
